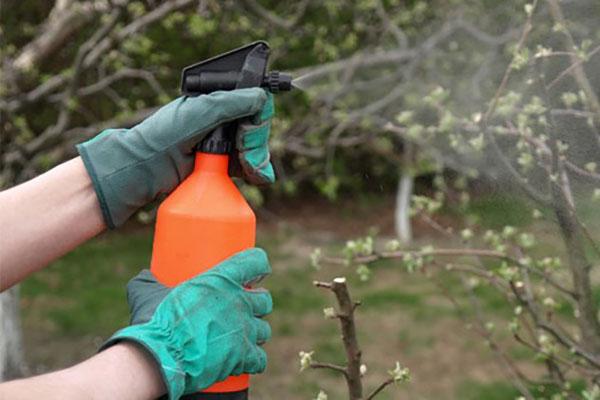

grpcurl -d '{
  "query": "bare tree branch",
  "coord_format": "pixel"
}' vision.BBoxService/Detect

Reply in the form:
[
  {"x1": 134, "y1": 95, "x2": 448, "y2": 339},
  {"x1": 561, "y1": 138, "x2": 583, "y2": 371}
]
[
  {"x1": 48, "y1": 68, "x2": 167, "y2": 102},
  {"x1": 309, "y1": 362, "x2": 349, "y2": 377},
  {"x1": 11, "y1": 0, "x2": 107, "y2": 75},
  {"x1": 85, "y1": 0, "x2": 196, "y2": 68},
  {"x1": 314, "y1": 277, "x2": 363, "y2": 400},
  {"x1": 547, "y1": 0, "x2": 600, "y2": 128},
  {"x1": 241, "y1": 0, "x2": 310, "y2": 30},
  {"x1": 546, "y1": 44, "x2": 600, "y2": 90}
]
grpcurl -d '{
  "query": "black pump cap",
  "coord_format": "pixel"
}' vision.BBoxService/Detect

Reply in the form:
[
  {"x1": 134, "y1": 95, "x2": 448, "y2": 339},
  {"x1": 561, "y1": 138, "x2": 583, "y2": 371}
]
[{"x1": 197, "y1": 125, "x2": 233, "y2": 154}]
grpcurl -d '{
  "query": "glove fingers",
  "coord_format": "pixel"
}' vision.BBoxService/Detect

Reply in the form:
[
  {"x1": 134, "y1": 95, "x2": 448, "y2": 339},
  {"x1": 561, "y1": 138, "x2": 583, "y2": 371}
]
[
  {"x1": 243, "y1": 345, "x2": 267, "y2": 374},
  {"x1": 237, "y1": 119, "x2": 271, "y2": 149},
  {"x1": 235, "y1": 91, "x2": 275, "y2": 185},
  {"x1": 239, "y1": 150, "x2": 275, "y2": 185},
  {"x1": 245, "y1": 289, "x2": 273, "y2": 317},
  {"x1": 209, "y1": 248, "x2": 271, "y2": 285},
  {"x1": 192, "y1": 88, "x2": 267, "y2": 128},
  {"x1": 253, "y1": 318, "x2": 272, "y2": 344},
  {"x1": 254, "y1": 92, "x2": 274, "y2": 124}
]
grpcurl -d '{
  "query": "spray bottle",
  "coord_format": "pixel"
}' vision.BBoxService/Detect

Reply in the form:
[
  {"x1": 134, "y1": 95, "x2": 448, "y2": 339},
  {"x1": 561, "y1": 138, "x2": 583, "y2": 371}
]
[{"x1": 150, "y1": 41, "x2": 292, "y2": 399}]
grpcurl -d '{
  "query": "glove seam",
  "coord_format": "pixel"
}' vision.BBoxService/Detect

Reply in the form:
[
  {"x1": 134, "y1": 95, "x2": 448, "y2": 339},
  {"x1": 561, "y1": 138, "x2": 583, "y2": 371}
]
[{"x1": 76, "y1": 143, "x2": 116, "y2": 229}]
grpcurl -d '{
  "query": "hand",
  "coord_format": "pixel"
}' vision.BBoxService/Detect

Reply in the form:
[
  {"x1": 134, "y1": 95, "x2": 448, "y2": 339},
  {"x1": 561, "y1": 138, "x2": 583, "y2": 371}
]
[
  {"x1": 235, "y1": 92, "x2": 276, "y2": 185},
  {"x1": 77, "y1": 88, "x2": 274, "y2": 228},
  {"x1": 101, "y1": 248, "x2": 273, "y2": 400}
]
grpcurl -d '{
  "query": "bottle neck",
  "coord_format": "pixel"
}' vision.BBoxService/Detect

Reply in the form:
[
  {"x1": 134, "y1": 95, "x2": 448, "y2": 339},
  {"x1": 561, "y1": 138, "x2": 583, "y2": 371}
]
[{"x1": 193, "y1": 152, "x2": 229, "y2": 175}]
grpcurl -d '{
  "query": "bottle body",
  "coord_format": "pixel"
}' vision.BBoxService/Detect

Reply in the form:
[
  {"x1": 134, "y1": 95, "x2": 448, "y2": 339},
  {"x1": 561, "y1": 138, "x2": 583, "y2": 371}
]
[{"x1": 150, "y1": 152, "x2": 255, "y2": 394}]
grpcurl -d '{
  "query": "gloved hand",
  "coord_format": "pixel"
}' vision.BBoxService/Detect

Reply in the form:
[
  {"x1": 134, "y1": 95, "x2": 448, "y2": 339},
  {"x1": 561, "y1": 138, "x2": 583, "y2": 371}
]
[
  {"x1": 101, "y1": 248, "x2": 273, "y2": 400},
  {"x1": 77, "y1": 88, "x2": 274, "y2": 229},
  {"x1": 235, "y1": 92, "x2": 275, "y2": 185}
]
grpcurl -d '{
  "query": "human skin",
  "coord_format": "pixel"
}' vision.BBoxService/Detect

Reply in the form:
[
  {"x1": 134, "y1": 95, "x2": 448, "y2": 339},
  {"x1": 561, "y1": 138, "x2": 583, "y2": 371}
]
[
  {"x1": 0, "y1": 157, "x2": 105, "y2": 291},
  {"x1": 0, "y1": 157, "x2": 165, "y2": 398},
  {"x1": 0, "y1": 342, "x2": 166, "y2": 399}
]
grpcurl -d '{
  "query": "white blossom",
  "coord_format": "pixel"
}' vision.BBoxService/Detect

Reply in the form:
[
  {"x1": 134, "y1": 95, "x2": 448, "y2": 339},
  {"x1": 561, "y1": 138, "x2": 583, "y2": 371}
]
[
  {"x1": 360, "y1": 364, "x2": 367, "y2": 376},
  {"x1": 314, "y1": 390, "x2": 328, "y2": 400},
  {"x1": 323, "y1": 307, "x2": 336, "y2": 319},
  {"x1": 461, "y1": 228, "x2": 474, "y2": 241},
  {"x1": 388, "y1": 361, "x2": 410, "y2": 382},
  {"x1": 299, "y1": 351, "x2": 314, "y2": 372}
]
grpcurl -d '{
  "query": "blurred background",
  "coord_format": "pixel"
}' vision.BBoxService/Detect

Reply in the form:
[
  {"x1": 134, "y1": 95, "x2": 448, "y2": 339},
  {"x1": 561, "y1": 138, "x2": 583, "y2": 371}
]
[{"x1": 2, "y1": 0, "x2": 600, "y2": 399}]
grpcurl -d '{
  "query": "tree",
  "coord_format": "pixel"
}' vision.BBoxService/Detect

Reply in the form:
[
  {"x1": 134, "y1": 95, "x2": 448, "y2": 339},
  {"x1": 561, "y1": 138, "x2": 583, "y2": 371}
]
[
  {"x1": 314, "y1": 0, "x2": 600, "y2": 397},
  {"x1": 300, "y1": 277, "x2": 409, "y2": 400}
]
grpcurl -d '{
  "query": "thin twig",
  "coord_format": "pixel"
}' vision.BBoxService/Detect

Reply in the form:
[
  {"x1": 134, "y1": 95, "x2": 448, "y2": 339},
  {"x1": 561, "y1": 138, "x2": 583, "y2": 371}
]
[
  {"x1": 366, "y1": 378, "x2": 395, "y2": 400},
  {"x1": 309, "y1": 362, "x2": 349, "y2": 377}
]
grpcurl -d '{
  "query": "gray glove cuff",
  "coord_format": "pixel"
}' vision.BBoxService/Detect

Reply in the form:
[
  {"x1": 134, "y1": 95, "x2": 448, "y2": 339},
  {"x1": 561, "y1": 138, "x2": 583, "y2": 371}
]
[{"x1": 76, "y1": 128, "x2": 192, "y2": 229}]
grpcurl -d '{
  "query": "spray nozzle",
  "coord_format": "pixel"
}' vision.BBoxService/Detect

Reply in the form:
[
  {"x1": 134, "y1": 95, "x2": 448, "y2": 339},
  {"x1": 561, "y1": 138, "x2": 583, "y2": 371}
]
[
  {"x1": 263, "y1": 70, "x2": 293, "y2": 93},
  {"x1": 180, "y1": 41, "x2": 292, "y2": 155},
  {"x1": 181, "y1": 41, "x2": 293, "y2": 96},
  {"x1": 182, "y1": 70, "x2": 292, "y2": 95}
]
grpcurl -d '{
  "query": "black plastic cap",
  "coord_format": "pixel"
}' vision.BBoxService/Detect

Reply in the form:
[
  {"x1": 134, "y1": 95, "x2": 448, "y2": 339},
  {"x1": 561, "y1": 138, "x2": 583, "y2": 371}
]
[
  {"x1": 197, "y1": 125, "x2": 233, "y2": 154},
  {"x1": 262, "y1": 71, "x2": 293, "y2": 93}
]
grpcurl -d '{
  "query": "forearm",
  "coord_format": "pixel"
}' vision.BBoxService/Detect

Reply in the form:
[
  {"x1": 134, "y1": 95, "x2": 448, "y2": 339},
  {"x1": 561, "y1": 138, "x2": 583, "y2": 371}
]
[
  {"x1": 0, "y1": 157, "x2": 105, "y2": 291},
  {"x1": 0, "y1": 343, "x2": 165, "y2": 400}
]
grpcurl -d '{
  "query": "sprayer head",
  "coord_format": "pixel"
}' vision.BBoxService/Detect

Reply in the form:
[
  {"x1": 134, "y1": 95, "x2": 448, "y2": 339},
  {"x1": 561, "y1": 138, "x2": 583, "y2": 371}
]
[
  {"x1": 181, "y1": 41, "x2": 293, "y2": 96},
  {"x1": 182, "y1": 70, "x2": 293, "y2": 95},
  {"x1": 181, "y1": 41, "x2": 292, "y2": 155}
]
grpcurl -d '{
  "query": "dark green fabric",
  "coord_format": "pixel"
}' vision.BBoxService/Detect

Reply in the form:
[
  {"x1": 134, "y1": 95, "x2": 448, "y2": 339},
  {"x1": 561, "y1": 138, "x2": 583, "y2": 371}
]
[
  {"x1": 77, "y1": 88, "x2": 270, "y2": 228},
  {"x1": 236, "y1": 93, "x2": 275, "y2": 185},
  {"x1": 101, "y1": 248, "x2": 273, "y2": 400}
]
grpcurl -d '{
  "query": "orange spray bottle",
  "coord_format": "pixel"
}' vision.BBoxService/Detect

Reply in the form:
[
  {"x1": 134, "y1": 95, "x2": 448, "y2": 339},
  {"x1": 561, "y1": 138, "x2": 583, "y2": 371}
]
[{"x1": 149, "y1": 42, "x2": 292, "y2": 399}]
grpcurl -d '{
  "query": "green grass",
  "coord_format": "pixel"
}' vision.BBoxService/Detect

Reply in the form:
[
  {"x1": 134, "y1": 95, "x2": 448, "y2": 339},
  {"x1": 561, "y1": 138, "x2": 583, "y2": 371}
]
[
  {"x1": 459, "y1": 193, "x2": 533, "y2": 229},
  {"x1": 360, "y1": 289, "x2": 423, "y2": 308},
  {"x1": 456, "y1": 380, "x2": 520, "y2": 400},
  {"x1": 457, "y1": 379, "x2": 588, "y2": 399},
  {"x1": 264, "y1": 268, "x2": 326, "y2": 313},
  {"x1": 21, "y1": 231, "x2": 152, "y2": 336}
]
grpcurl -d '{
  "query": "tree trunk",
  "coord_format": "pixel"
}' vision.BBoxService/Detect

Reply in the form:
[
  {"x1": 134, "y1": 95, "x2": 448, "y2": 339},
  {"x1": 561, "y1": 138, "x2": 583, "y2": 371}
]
[
  {"x1": 395, "y1": 171, "x2": 414, "y2": 243},
  {"x1": 0, "y1": 286, "x2": 27, "y2": 381}
]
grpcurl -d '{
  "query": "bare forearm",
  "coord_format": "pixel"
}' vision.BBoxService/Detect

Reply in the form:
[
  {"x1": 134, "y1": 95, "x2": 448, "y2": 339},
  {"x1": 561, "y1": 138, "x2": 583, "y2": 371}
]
[
  {"x1": 0, "y1": 343, "x2": 165, "y2": 400},
  {"x1": 0, "y1": 157, "x2": 105, "y2": 290}
]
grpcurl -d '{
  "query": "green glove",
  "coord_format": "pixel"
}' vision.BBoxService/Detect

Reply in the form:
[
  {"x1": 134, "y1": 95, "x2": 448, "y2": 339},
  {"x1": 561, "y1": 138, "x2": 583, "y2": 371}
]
[
  {"x1": 77, "y1": 88, "x2": 274, "y2": 229},
  {"x1": 101, "y1": 248, "x2": 273, "y2": 400},
  {"x1": 235, "y1": 92, "x2": 276, "y2": 185}
]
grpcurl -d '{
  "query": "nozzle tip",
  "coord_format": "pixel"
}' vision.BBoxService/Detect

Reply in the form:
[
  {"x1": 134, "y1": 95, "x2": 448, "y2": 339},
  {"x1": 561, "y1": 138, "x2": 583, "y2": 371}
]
[{"x1": 263, "y1": 71, "x2": 293, "y2": 93}]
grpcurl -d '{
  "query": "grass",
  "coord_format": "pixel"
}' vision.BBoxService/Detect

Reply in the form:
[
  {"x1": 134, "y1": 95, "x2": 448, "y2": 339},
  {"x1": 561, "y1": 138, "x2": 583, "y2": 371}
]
[
  {"x1": 456, "y1": 380, "x2": 521, "y2": 400},
  {"x1": 21, "y1": 231, "x2": 152, "y2": 336},
  {"x1": 265, "y1": 268, "x2": 326, "y2": 313},
  {"x1": 457, "y1": 379, "x2": 589, "y2": 400},
  {"x1": 451, "y1": 192, "x2": 533, "y2": 229},
  {"x1": 360, "y1": 289, "x2": 423, "y2": 309}
]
